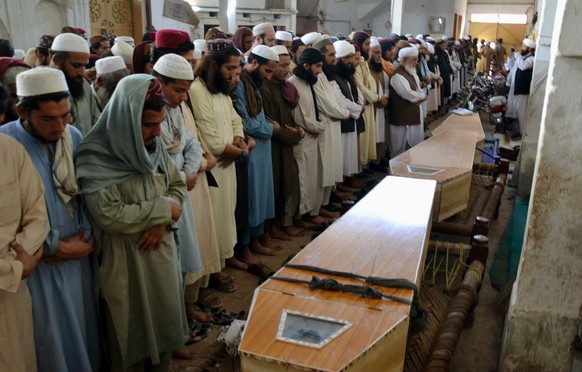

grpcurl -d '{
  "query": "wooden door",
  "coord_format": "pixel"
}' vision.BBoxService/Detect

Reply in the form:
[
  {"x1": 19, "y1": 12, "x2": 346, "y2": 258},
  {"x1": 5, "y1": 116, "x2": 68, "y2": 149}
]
[
  {"x1": 90, "y1": 0, "x2": 142, "y2": 40},
  {"x1": 469, "y1": 22, "x2": 527, "y2": 51}
]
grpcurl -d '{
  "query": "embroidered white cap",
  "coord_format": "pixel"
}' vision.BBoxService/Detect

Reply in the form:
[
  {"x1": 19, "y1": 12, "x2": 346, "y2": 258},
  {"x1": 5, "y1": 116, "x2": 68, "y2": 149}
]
[
  {"x1": 51, "y1": 33, "x2": 90, "y2": 54},
  {"x1": 252, "y1": 23, "x2": 275, "y2": 37},
  {"x1": 114, "y1": 36, "x2": 135, "y2": 47},
  {"x1": 111, "y1": 40, "x2": 134, "y2": 65},
  {"x1": 153, "y1": 53, "x2": 194, "y2": 80},
  {"x1": 251, "y1": 45, "x2": 279, "y2": 62},
  {"x1": 275, "y1": 31, "x2": 293, "y2": 42},
  {"x1": 301, "y1": 32, "x2": 322, "y2": 46},
  {"x1": 271, "y1": 45, "x2": 289, "y2": 56},
  {"x1": 16, "y1": 67, "x2": 69, "y2": 96},
  {"x1": 95, "y1": 56, "x2": 127, "y2": 75}
]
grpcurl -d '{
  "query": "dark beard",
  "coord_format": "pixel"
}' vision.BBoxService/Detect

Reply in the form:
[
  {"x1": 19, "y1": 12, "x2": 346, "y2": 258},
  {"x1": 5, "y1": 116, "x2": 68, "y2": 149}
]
[
  {"x1": 520, "y1": 50, "x2": 529, "y2": 56},
  {"x1": 322, "y1": 61, "x2": 336, "y2": 81},
  {"x1": 22, "y1": 119, "x2": 56, "y2": 143},
  {"x1": 213, "y1": 71, "x2": 231, "y2": 95},
  {"x1": 335, "y1": 60, "x2": 356, "y2": 79},
  {"x1": 361, "y1": 50, "x2": 369, "y2": 60},
  {"x1": 65, "y1": 74, "x2": 85, "y2": 100},
  {"x1": 369, "y1": 59, "x2": 383, "y2": 72},
  {"x1": 293, "y1": 66, "x2": 318, "y2": 85},
  {"x1": 250, "y1": 68, "x2": 263, "y2": 89},
  {"x1": 145, "y1": 140, "x2": 157, "y2": 153}
]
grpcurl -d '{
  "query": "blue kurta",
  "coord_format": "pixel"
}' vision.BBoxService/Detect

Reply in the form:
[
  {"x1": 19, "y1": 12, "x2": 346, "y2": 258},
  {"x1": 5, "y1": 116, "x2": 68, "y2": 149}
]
[
  {"x1": 231, "y1": 80, "x2": 275, "y2": 237},
  {"x1": 162, "y1": 107, "x2": 203, "y2": 278},
  {"x1": 0, "y1": 120, "x2": 101, "y2": 372}
]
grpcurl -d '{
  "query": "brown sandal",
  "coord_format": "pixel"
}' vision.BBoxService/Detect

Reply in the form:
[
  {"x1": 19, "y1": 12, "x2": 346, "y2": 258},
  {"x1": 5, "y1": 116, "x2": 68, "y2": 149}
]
[
  {"x1": 209, "y1": 272, "x2": 238, "y2": 293},
  {"x1": 197, "y1": 292, "x2": 223, "y2": 309}
]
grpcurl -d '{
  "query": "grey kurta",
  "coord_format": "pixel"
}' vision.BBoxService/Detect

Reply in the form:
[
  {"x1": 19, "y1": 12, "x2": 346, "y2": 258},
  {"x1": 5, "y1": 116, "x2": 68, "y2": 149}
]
[
  {"x1": 71, "y1": 80, "x2": 101, "y2": 136},
  {"x1": 84, "y1": 154, "x2": 189, "y2": 368}
]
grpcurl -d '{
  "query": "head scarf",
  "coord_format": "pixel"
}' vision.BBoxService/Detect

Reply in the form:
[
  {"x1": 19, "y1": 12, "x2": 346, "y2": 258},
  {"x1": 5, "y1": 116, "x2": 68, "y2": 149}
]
[
  {"x1": 132, "y1": 41, "x2": 153, "y2": 74},
  {"x1": 76, "y1": 74, "x2": 169, "y2": 194},
  {"x1": 0, "y1": 57, "x2": 31, "y2": 81},
  {"x1": 233, "y1": 27, "x2": 253, "y2": 52},
  {"x1": 297, "y1": 48, "x2": 324, "y2": 65}
]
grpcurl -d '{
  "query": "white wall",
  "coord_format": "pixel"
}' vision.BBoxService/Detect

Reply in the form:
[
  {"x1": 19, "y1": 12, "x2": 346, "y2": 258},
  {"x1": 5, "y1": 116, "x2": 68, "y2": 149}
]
[
  {"x1": 454, "y1": 0, "x2": 468, "y2": 36},
  {"x1": 401, "y1": 0, "x2": 456, "y2": 36}
]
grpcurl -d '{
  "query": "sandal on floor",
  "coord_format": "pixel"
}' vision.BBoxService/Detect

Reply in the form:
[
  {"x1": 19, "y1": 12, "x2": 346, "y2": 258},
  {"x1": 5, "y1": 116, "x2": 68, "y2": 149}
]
[
  {"x1": 186, "y1": 308, "x2": 213, "y2": 323},
  {"x1": 196, "y1": 292, "x2": 223, "y2": 310},
  {"x1": 211, "y1": 309, "x2": 246, "y2": 325},
  {"x1": 247, "y1": 263, "x2": 275, "y2": 278},
  {"x1": 209, "y1": 273, "x2": 238, "y2": 293}
]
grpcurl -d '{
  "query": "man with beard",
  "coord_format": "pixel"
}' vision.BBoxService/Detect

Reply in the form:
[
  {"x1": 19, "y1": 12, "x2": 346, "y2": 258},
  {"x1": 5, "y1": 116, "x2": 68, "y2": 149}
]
[
  {"x1": 0, "y1": 68, "x2": 101, "y2": 372},
  {"x1": 259, "y1": 45, "x2": 304, "y2": 239},
  {"x1": 233, "y1": 27, "x2": 253, "y2": 54},
  {"x1": 153, "y1": 29, "x2": 195, "y2": 71},
  {"x1": 248, "y1": 23, "x2": 276, "y2": 55},
  {"x1": 312, "y1": 38, "x2": 351, "y2": 213},
  {"x1": 423, "y1": 42, "x2": 443, "y2": 119},
  {"x1": 505, "y1": 38, "x2": 536, "y2": 140},
  {"x1": 50, "y1": 33, "x2": 101, "y2": 136},
  {"x1": 368, "y1": 38, "x2": 390, "y2": 169},
  {"x1": 379, "y1": 39, "x2": 397, "y2": 77},
  {"x1": 76, "y1": 75, "x2": 188, "y2": 371},
  {"x1": 0, "y1": 57, "x2": 30, "y2": 124},
  {"x1": 35, "y1": 35, "x2": 54, "y2": 67},
  {"x1": 288, "y1": 48, "x2": 328, "y2": 226},
  {"x1": 190, "y1": 39, "x2": 248, "y2": 278},
  {"x1": 290, "y1": 38, "x2": 306, "y2": 71},
  {"x1": 89, "y1": 34, "x2": 110, "y2": 59},
  {"x1": 231, "y1": 45, "x2": 279, "y2": 256},
  {"x1": 333, "y1": 40, "x2": 365, "y2": 184},
  {"x1": 352, "y1": 31, "x2": 388, "y2": 171},
  {"x1": 389, "y1": 46, "x2": 426, "y2": 158},
  {"x1": 435, "y1": 39, "x2": 453, "y2": 111},
  {"x1": 91, "y1": 56, "x2": 129, "y2": 110}
]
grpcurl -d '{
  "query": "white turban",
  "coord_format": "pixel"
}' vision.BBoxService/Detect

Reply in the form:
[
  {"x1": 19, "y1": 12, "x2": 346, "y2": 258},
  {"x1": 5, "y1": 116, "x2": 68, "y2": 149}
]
[
  {"x1": 275, "y1": 31, "x2": 293, "y2": 42},
  {"x1": 17, "y1": 67, "x2": 68, "y2": 97},
  {"x1": 114, "y1": 36, "x2": 135, "y2": 47},
  {"x1": 426, "y1": 43, "x2": 435, "y2": 55},
  {"x1": 523, "y1": 38, "x2": 536, "y2": 49},
  {"x1": 333, "y1": 40, "x2": 355, "y2": 59},
  {"x1": 153, "y1": 53, "x2": 194, "y2": 80},
  {"x1": 51, "y1": 33, "x2": 90, "y2": 54},
  {"x1": 489, "y1": 42, "x2": 496, "y2": 49},
  {"x1": 96, "y1": 56, "x2": 127, "y2": 75},
  {"x1": 370, "y1": 38, "x2": 380, "y2": 48},
  {"x1": 301, "y1": 32, "x2": 322, "y2": 46},
  {"x1": 416, "y1": 34, "x2": 424, "y2": 40},
  {"x1": 398, "y1": 46, "x2": 419, "y2": 61},
  {"x1": 251, "y1": 45, "x2": 279, "y2": 62},
  {"x1": 252, "y1": 23, "x2": 275, "y2": 37},
  {"x1": 111, "y1": 40, "x2": 134, "y2": 65}
]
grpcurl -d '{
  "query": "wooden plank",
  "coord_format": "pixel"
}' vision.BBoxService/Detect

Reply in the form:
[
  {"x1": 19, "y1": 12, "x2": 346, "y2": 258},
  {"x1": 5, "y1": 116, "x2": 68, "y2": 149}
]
[
  {"x1": 432, "y1": 112, "x2": 485, "y2": 143},
  {"x1": 239, "y1": 177, "x2": 437, "y2": 371}
]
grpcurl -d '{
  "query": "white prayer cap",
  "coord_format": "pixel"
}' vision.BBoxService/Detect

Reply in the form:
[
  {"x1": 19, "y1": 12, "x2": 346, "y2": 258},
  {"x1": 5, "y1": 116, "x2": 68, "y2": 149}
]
[
  {"x1": 13, "y1": 49, "x2": 25, "y2": 60},
  {"x1": 489, "y1": 41, "x2": 496, "y2": 48},
  {"x1": 193, "y1": 48, "x2": 202, "y2": 59},
  {"x1": 252, "y1": 22, "x2": 275, "y2": 37},
  {"x1": 194, "y1": 39, "x2": 206, "y2": 52},
  {"x1": 95, "y1": 56, "x2": 126, "y2": 75},
  {"x1": 405, "y1": 33, "x2": 413, "y2": 38},
  {"x1": 412, "y1": 43, "x2": 420, "y2": 50},
  {"x1": 114, "y1": 36, "x2": 135, "y2": 47},
  {"x1": 441, "y1": 35, "x2": 448, "y2": 41},
  {"x1": 370, "y1": 38, "x2": 380, "y2": 48},
  {"x1": 426, "y1": 36, "x2": 435, "y2": 42},
  {"x1": 333, "y1": 40, "x2": 355, "y2": 58},
  {"x1": 463, "y1": 35, "x2": 471, "y2": 41},
  {"x1": 455, "y1": 40, "x2": 461, "y2": 46},
  {"x1": 271, "y1": 45, "x2": 289, "y2": 56},
  {"x1": 416, "y1": 34, "x2": 424, "y2": 40},
  {"x1": 523, "y1": 38, "x2": 535, "y2": 48},
  {"x1": 17, "y1": 67, "x2": 68, "y2": 97},
  {"x1": 153, "y1": 53, "x2": 194, "y2": 80},
  {"x1": 398, "y1": 46, "x2": 419, "y2": 61},
  {"x1": 301, "y1": 32, "x2": 322, "y2": 46},
  {"x1": 251, "y1": 45, "x2": 279, "y2": 62},
  {"x1": 111, "y1": 40, "x2": 133, "y2": 65},
  {"x1": 426, "y1": 43, "x2": 435, "y2": 54},
  {"x1": 51, "y1": 33, "x2": 90, "y2": 54},
  {"x1": 275, "y1": 31, "x2": 293, "y2": 42},
  {"x1": 419, "y1": 39, "x2": 428, "y2": 48}
]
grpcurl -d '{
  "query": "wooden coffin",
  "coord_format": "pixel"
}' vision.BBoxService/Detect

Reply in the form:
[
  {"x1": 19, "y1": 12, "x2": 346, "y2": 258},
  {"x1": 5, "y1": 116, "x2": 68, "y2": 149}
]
[
  {"x1": 239, "y1": 177, "x2": 437, "y2": 372},
  {"x1": 390, "y1": 129, "x2": 477, "y2": 222},
  {"x1": 431, "y1": 112, "x2": 485, "y2": 162}
]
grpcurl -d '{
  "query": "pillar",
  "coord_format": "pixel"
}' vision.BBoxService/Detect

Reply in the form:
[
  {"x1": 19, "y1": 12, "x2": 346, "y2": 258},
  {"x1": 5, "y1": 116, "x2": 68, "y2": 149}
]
[
  {"x1": 500, "y1": 0, "x2": 582, "y2": 370},
  {"x1": 390, "y1": 0, "x2": 404, "y2": 35},
  {"x1": 218, "y1": 0, "x2": 237, "y2": 34},
  {"x1": 512, "y1": 0, "x2": 557, "y2": 198}
]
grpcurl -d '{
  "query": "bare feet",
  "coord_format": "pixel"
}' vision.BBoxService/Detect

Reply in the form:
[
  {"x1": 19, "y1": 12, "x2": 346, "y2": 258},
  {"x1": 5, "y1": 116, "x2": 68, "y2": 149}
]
[
  {"x1": 306, "y1": 215, "x2": 326, "y2": 225},
  {"x1": 319, "y1": 208, "x2": 338, "y2": 218},
  {"x1": 185, "y1": 304, "x2": 213, "y2": 323},
  {"x1": 335, "y1": 190, "x2": 357, "y2": 200},
  {"x1": 336, "y1": 184, "x2": 359, "y2": 193},
  {"x1": 258, "y1": 234, "x2": 283, "y2": 251},
  {"x1": 250, "y1": 239, "x2": 276, "y2": 256},
  {"x1": 294, "y1": 218, "x2": 317, "y2": 230},
  {"x1": 225, "y1": 256, "x2": 248, "y2": 271},
  {"x1": 283, "y1": 225, "x2": 304, "y2": 237},
  {"x1": 270, "y1": 225, "x2": 293, "y2": 241},
  {"x1": 238, "y1": 246, "x2": 261, "y2": 265},
  {"x1": 172, "y1": 347, "x2": 194, "y2": 359}
]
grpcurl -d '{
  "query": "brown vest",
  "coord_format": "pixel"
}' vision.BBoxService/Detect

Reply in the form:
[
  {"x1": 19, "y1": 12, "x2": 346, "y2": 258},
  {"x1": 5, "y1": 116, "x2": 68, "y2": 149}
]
[{"x1": 389, "y1": 66, "x2": 421, "y2": 126}]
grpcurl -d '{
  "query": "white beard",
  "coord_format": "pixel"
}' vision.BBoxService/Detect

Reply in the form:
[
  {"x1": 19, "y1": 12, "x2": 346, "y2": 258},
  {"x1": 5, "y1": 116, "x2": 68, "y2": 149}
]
[{"x1": 404, "y1": 65, "x2": 418, "y2": 77}]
